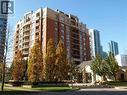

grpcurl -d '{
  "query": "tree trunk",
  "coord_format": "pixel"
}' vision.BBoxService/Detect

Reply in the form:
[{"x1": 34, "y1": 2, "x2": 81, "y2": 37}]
[
  {"x1": 114, "y1": 74, "x2": 116, "y2": 81},
  {"x1": 1, "y1": 63, "x2": 5, "y2": 91}
]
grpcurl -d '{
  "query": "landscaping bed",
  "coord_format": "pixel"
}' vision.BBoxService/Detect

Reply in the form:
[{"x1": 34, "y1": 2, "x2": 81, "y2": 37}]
[
  {"x1": 103, "y1": 81, "x2": 127, "y2": 86},
  {"x1": 77, "y1": 84, "x2": 114, "y2": 89}
]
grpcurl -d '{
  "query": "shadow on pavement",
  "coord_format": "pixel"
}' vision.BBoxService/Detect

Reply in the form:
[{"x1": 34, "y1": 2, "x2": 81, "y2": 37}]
[
  {"x1": 0, "y1": 91, "x2": 42, "y2": 95},
  {"x1": 63, "y1": 90, "x2": 127, "y2": 95},
  {"x1": 1, "y1": 90, "x2": 127, "y2": 95}
]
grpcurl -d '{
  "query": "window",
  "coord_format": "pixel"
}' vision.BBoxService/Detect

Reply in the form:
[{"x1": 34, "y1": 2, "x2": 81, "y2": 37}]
[
  {"x1": 60, "y1": 16, "x2": 64, "y2": 22},
  {"x1": 36, "y1": 12, "x2": 40, "y2": 17},
  {"x1": 61, "y1": 24, "x2": 64, "y2": 30},
  {"x1": 36, "y1": 20, "x2": 39, "y2": 23}
]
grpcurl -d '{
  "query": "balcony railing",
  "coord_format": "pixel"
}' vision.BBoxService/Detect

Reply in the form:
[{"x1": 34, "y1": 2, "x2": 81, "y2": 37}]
[
  {"x1": 23, "y1": 33, "x2": 29, "y2": 37},
  {"x1": 23, "y1": 39, "x2": 29, "y2": 43},
  {"x1": 23, "y1": 51, "x2": 29, "y2": 55},
  {"x1": 22, "y1": 45, "x2": 29, "y2": 49},
  {"x1": 23, "y1": 28, "x2": 30, "y2": 32}
]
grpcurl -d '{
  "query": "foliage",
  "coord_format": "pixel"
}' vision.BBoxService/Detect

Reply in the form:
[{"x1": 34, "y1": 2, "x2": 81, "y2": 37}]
[
  {"x1": 68, "y1": 59, "x2": 79, "y2": 81},
  {"x1": 103, "y1": 81, "x2": 127, "y2": 86},
  {"x1": 91, "y1": 53, "x2": 119, "y2": 81},
  {"x1": 105, "y1": 52, "x2": 119, "y2": 80},
  {"x1": 55, "y1": 40, "x2": 69, "y2": 81},
  {"x1": 91, "y1": 54, "x2": 108, "y2": 78},
  {"x1": 27, "y1": 42, "x2": 43, "y2": 82},
  {"x1": 12, "y1": 50, "x2": 26, "y2": 81},
  {"x1": 0, "y1": 63, "x2": 3, "y2": 81},
  {"x1": 44, "y1": 39, "x2": 56, "y2": 82}
]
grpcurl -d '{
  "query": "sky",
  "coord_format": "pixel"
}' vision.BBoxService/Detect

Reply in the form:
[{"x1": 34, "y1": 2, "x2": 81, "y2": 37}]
[{"x1": 8, "y1": 0, "x2": 127, "y2": 55}]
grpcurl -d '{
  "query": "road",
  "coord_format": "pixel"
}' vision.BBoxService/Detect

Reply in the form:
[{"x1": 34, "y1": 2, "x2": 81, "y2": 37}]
[
  {"x1": 36, "y1": 88, "x2": 127, "y2": 95},
  {"x1": 1, "y1": 88, "x2": 127, "y2": 95}
]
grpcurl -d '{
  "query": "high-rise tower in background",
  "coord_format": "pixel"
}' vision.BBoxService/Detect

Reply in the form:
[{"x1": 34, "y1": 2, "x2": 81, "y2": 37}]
[
  {"x1": 89, "y1": 29, "x2": 102, "y2": 58},
  {"x1": 0, "y1": 17, "x2": 7, "y2": 63},
  {"x1": 14, "y1": 8, "x2": 91, "y2": 64},
  {"x1": 109, "y1": 40, "x2": 119, "y2": 55}
]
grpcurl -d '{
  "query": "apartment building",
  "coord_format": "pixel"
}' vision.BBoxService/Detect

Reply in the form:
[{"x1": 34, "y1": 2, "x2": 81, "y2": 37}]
[
  {"x1": 14, "y1": 7, "x2": 91, "y2": 64},
  {"x1": 0, "y1": 17, "x2": 7, "y2": 63}
]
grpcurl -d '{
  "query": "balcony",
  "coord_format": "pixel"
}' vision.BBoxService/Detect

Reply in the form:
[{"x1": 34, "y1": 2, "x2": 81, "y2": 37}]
[
  {"x1": 35, "y1": 28, "x2": 40, "y2": 33},
  {"x1": 23, "y1": 35, "x2": 29, "y2": 39},
  {"x1": 36, "y1": 23, "x2": 40, "y2": 26},
  {"x1": 72, "y1": 45, "x2": 80, "y2": 50},
  {"x1": 71, "y1": 30, "x2": 79, "y2": 35},
  {"x1": 24, "y1": 21, "x2": 31, "y2": 26},
  {"x1": 23, "y1": 33, "x2": 29, "y2": 37},
  {"x1": 71, "y1": 20, "x2": 78, "y2": 27},
  {"x1": 23, "y1": 51, "x2": 29, "y2": 55},
  {"x1": 22, "y1": 45, "x2": 29, "y2": 49},
  {"x1": 23, "y1": 28, "x2": 30, "y2": 32},
  {"x1": 36, "y1": 17, "x2": 40, "y2": 20},
  {"x1": 71, "y1": 36, "x2": 79, "y2": 40},
  {"x1": 23, "y1": 39, "x2": 29, "y2": 44},
  {"x1": 72, "y1": 39, "x2": 79, "y2": 43}
]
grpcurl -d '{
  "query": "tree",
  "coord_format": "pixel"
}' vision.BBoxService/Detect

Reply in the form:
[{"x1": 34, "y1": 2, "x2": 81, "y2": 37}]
[
  {"x1": 44, "y1": 39, "x2": 56, "y2": 82},
  {"x1": 27, "y1": 41, "x2": 43, "y2": 82},
  {"x1": 105, "y1": 52, "x2": 119, "y2": 80},
  {"x1": 12, "y1": 50, "x2": 26, "y2": 81},
  {"x1": 91, "y1": 54, "x2": 108, "y2": 81},
  {"x1": 55, "y1": 40, "x2": 69, "y2": 81},
  {"x1": 0, "y1": 64, "x2": 3, "y2": 81},
  {"x1": 68, "y1": 59, "x2": 79, "y2": 82}
]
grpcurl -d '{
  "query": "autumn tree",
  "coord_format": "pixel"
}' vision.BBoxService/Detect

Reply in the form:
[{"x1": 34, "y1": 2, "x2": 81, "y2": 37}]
[
  {"x1": 27, "y1": 41, "x2": 43, "y2": 82},
  {"x1": 68, "y1": 59, "x2": 79, "y2": 82},
  {"x1": 55, "y1": 40, "x2": 69, "y2": 81},
  {"x1": 44, "y1": 39, "x2": 56, "y2": 82},
  {"x1": 12, "y1": 50, "x2": 26, "y2": 81}
]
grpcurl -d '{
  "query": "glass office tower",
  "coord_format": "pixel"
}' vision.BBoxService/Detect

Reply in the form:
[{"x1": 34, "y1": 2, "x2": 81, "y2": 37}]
[
  {"x1": 89, "y1": 29, "x2": 102, "y2": 57},
  {"x1": 109, "y1": 40, "x2": 119, "y2": 55},
  {"x1": 0, "y1": 17, "x2": 7, "y2": 63}
]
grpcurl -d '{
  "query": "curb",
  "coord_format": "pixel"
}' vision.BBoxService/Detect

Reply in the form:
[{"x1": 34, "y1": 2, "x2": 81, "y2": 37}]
[{"x1": 115, "y1": 87, "x2": 127, "y2": 89}]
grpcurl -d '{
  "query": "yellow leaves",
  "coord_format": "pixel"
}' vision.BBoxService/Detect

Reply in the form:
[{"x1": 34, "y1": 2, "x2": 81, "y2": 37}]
[
  {"x1": 12, "y1": 50, "x2": 26, "y2": 81},
  {"x1": 27, "y1": 41, "x2": 43, "y2": 82}
]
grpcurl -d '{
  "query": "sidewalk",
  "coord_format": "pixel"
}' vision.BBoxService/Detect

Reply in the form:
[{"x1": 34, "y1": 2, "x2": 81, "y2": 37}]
[
  {"x1": 4, "y1": 86, "x2": 40, "y2": 92},
  {"x1": 115, "y1": 86, "x2": 127, "y2": 89}
]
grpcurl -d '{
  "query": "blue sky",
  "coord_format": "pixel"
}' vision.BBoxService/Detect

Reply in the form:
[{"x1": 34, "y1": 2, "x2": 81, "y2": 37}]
[{"x1": 9, "y1": 0, "x2": 127, "y2": 54}]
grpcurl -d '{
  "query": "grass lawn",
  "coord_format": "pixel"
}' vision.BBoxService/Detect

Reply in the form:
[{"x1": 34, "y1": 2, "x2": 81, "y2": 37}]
[
  {"x1": 104, "y1": 81, "x2": 127, "y2": 86},
  {"x1": 31, "y1": 86, "x2": 74, "y2": 92},
  {"x1": 0, "y1": 85, "x2": 77, "y2": 94},
  {"x1": 0, "y1": 91, "x2": 39, "y2": 95}
]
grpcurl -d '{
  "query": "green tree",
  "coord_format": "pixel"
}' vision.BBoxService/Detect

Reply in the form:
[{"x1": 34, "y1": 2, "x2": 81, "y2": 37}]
[
  {"x1": 105, "y1": 52, "x2": 119, "y2": 80},
  {"x1": 12, "y1": 50, "x2": 26, "y2": 81},
  {"x1": 91, "y1": 54, "x2": 108, "y2": 81},
  {"x1": 55, "y1": 40, "x2": 69, "y2": 81},
  {"x1": 44, "y1": 39, "x2": 56, "y2": 82},
  {"x1": 27, "y1": 42, "x2": 43, "y2": 82}
]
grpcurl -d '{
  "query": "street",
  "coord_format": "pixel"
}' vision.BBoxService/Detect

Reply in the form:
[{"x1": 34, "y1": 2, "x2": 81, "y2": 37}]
[
  {"x1": 34, "y1": 88, "x2": 127, "y2": 95},
  {"x1": 1, "y1": 88, "x2": 127, "y2": 95}
]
